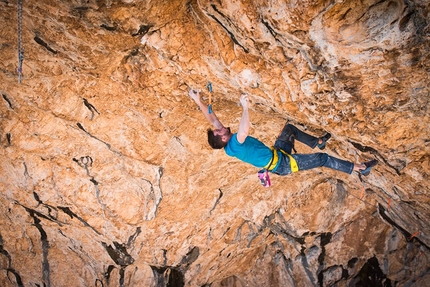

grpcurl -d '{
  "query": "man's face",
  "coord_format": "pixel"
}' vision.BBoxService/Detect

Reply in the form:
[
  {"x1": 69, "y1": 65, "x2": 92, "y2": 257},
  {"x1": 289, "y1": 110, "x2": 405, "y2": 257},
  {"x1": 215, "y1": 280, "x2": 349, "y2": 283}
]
[{"x1": 213, "y1": 127, "x2": 231, "y2": 138}]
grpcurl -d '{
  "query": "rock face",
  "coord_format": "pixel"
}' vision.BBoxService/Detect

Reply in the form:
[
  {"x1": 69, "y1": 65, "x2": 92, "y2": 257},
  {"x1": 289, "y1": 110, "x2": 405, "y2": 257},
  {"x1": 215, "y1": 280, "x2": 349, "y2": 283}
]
[{"x1": 0, "y1": 0, "x2": 429, "y2": 286}]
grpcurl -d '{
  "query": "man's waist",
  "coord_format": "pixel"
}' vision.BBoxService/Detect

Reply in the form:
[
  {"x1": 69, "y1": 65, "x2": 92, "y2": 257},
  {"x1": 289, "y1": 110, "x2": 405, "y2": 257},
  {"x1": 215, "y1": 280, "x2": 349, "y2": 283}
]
[
  {"x1": 264, "y1": 148, "x2": 298, "y2": 172},
  {"x1": 264, "y1": 149, "x2": 281, "y2": 171}
]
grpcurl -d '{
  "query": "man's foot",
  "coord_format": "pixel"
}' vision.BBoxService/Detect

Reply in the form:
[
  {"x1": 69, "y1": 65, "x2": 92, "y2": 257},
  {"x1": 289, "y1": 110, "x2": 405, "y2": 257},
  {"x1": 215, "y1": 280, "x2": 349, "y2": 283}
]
[
  {"x1": 317, "y1": 133, "x2": 332, "y2": 150},
  {"x1": 360, "y1": 159, "x2": 378, "y2": 176}
]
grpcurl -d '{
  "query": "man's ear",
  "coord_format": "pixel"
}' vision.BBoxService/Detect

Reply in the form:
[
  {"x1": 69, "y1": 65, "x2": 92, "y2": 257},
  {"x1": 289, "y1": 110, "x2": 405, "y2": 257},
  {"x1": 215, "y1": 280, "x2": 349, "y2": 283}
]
[{"x1": 223, "y1": 134, "x2": 233, "y2": 142}]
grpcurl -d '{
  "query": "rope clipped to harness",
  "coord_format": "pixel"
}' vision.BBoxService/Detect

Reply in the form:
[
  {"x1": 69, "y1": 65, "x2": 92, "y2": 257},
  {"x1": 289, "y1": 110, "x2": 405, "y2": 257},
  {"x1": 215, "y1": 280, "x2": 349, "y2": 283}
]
[
  {"x1": 17, "y1": 0, "x2": 24, "y2": 83},
  {"x1": 206, "y1": 82, "x2": 213, "y2": 114}
]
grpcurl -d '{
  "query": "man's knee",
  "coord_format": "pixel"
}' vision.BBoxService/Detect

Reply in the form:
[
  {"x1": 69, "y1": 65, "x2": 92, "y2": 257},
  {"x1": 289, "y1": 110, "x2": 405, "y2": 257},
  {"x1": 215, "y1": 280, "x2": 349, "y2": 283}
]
[
  {"x1": 286, "y1": 124, "x2": 298, "y2": 136},
  {"x1": 284, "y1": 125, "x2": 295, "y2": 141},
  {"x1": 319, "y1": 153, "x2": 329, "y2": 166},
  {"x1": 286, "y1": 123, "x2": 294, "y2": 131}
]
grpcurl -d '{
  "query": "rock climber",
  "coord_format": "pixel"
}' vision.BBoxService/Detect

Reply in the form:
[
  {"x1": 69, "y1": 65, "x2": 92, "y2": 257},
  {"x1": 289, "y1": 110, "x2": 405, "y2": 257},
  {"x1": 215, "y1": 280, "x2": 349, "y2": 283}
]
[{"x1": 188, "y1": 89, "x2": 378, "y2": 178}]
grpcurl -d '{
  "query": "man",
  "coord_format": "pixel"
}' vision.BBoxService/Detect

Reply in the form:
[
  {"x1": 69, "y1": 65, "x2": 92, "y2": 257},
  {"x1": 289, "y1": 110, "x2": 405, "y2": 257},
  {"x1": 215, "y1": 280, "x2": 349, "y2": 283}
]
[{"x1": 188, "y1": 89, "x2": 378, "y2": 177}]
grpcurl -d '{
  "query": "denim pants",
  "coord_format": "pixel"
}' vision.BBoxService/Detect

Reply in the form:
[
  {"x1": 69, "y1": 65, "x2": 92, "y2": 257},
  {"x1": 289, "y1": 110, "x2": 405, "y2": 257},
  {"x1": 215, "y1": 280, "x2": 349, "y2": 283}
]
[{"x1": 272, "y1": 123, "x2": 354, "y2": 176}]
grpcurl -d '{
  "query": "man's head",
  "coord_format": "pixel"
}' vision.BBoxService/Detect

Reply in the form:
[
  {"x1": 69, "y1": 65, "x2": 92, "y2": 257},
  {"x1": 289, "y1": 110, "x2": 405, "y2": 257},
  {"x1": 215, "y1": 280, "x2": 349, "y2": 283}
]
[{"x1": 207, "y1": 127, "x2": 232, "y2": 149}]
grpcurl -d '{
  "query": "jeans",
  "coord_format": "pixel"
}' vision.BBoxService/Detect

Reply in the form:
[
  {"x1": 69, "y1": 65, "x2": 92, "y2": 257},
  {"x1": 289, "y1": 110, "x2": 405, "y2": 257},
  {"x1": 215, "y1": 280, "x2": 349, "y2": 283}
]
[{"x1": 272, "y1": 123, "x2": 354, "y2": 176}]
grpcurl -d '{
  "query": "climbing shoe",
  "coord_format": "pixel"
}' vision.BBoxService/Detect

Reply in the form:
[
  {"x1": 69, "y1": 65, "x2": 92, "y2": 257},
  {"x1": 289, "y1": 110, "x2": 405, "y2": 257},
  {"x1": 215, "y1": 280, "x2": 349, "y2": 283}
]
[
  {"x1": 360, "y1": 159, "x2": 378, "y2": 176},
  {"x1": 317, "y1": 133, "x2": 332, "y2": 150}
]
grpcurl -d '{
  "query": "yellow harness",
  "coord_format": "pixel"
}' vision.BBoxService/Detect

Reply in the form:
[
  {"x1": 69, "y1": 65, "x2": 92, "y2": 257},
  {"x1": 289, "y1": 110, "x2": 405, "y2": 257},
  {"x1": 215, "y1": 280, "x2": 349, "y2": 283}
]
[{"x1": 264, "y1": 148, "x2": 299, "y2": 173}]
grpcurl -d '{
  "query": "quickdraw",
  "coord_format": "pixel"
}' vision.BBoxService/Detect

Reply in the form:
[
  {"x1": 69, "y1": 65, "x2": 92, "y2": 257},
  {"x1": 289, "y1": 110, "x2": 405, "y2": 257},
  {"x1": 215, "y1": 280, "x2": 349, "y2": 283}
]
[{"x1": 206, "y1": 82, "x2": 213, "y2": 114}]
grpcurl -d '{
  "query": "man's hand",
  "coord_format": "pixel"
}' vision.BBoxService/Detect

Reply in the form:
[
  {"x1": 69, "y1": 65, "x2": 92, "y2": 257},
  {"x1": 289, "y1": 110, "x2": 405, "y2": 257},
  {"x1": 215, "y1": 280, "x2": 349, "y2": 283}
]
[
  {"x1": 188, "y1": 89, "x2": 200, "y2": 103},
  {"x1": 240, "y1": 94, "x2": 249, "y2": 109},
  {"x1": 188, "y1": 88, "x2": 224, "y2": 129}
]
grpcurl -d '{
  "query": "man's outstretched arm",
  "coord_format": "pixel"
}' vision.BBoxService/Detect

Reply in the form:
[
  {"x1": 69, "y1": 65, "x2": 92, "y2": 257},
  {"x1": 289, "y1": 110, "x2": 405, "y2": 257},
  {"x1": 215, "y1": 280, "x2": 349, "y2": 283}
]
[
  {"x1": 237, "y1": 94, "x2": 249, "y2": 144},
  {"x1": 188, "y1": 89, "x2": 224, "y2": 129}
]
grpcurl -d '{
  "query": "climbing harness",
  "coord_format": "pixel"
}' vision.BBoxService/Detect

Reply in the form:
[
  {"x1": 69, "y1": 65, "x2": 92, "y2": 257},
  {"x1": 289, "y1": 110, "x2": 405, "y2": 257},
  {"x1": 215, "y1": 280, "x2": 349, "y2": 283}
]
[
  {"x1": 257, "y1": 127, "x2": 299, "y2": 187},
  {"x1": 280, "y1": 149, "x2": 299, "y2": 172},
  {"x1": 258, "y1": 148, "x2": 298, "y2": 187},
  {"x1": 206, "y1": 82, "x2": 213, "y2": 114},
  {"x1": 17, "y1": 0, "x2": 24, "y2": 83},
  {"x1": 258, "y1": 149, "x2": 275, "y2": 187},
  {"x1": 263, "y1": 148, "x2": 298, "y2": 172}
]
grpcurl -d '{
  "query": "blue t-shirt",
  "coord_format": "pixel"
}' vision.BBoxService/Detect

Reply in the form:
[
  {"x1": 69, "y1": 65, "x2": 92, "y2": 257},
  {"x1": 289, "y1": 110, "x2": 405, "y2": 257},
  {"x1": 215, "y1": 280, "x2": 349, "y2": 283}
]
[{"x1": 224, "y1": 133, "x2": 273, "y2": 168}]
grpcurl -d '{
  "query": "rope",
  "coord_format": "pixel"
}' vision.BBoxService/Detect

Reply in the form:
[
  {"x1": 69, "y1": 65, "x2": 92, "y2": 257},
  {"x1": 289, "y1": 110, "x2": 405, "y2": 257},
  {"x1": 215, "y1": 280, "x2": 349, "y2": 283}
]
[{"x1": 17, "y1": 0, "x2": 24, "y2": 84}]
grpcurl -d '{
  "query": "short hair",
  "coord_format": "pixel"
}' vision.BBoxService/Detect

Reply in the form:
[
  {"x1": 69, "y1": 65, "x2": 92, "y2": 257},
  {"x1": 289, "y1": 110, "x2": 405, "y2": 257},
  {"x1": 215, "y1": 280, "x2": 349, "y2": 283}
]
[{"x1": 207, "y1": 129, "x2": 228, "y2": 149}]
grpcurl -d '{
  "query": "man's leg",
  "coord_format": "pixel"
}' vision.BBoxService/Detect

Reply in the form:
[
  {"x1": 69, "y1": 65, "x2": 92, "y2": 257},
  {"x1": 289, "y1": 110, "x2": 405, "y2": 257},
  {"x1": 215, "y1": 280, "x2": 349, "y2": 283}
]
[
  {"x1": 292, "y1": 153, "x2": 354, "y2": 174},
  {"x1": 292, "y1": 153, "x2": 378, "y2": 175},
  {"x1": 276, "y1": 123, "x2": 324, "y2": 150},
  {"x1": 274, "y1": 124, "x2": 296, "y2": 154}
]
